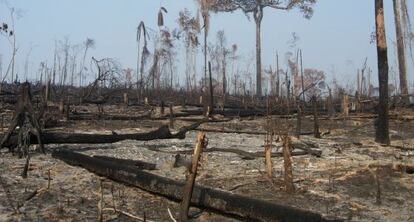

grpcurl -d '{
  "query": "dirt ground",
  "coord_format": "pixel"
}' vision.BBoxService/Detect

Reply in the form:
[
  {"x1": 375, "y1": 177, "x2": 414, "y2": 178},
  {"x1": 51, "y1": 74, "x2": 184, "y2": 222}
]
[{"x1": 0, "y1": 105, "x2": 413, "y2": 222}]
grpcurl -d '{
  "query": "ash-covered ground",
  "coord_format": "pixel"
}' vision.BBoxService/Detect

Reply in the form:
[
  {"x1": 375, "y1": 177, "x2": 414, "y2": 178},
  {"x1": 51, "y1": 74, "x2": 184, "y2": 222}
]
[{"x1": 0, "y1": 106, "x2": 413, "y2": 222}]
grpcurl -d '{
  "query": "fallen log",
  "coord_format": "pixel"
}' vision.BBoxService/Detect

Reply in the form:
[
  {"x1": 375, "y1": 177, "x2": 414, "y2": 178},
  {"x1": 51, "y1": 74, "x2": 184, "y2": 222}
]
[
  {"x1": 69, "y1": 112, "x2": 152, "y2": 121},
  {"x1": 196, "y1": 128, "x2": 314, "y2": 136},
  {"x1": 182, "y1": 109, "x2": 264, "y2": 117},
  {"x1": 52, "y1": 149, "x2": 338, "y2": 222},
  {"x1": 150, "y1": 146, "x2": 310, "y2": 160},
  {"x1": 93, "y1": 155, "x2": 156, "y2": 170},
  {"x1": 1, "y1": 120, "x2": 207, "y2": 148}
]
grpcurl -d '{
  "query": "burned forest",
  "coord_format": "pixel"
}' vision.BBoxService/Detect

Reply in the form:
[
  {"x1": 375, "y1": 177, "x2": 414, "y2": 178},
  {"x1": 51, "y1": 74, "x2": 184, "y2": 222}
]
[{"x1": 1, "y1": 0, "x2": 414, "y2": 221}]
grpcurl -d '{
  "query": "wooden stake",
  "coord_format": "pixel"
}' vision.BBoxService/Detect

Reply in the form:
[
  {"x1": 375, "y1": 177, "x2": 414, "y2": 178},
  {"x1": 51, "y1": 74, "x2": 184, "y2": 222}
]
[
  {"x1": 169, "y1": 104, "x2": 174, "y2": 129},
  {"x1": 161, "y1": 100, "x2": 165, "y2": 115},
  {"x1": 98, "y1": 179, "x2": 104, "y2": 222},
  {"x1": 283, "y1": 136, "x2": 295, "y2": 194},
  {"x1": 296, "y1": 103, "x2": 302, "y2": 139},
  {"x1": 123, "y1": 93, "x2": 129, "y2": 107},
  {"x1": 179, "y1": 132, "x2": 206, "y2": 222},
  {"x1": 47, "y1": 169, "x2": 51, "y2": 189},
  {"x1": 265, "y1": 133, "x2": 273, "y2": 179},
  {"x1": 312, "y1": 96, "x2": 321, "y2": 138},
  {"x1": 342, "y1": 94, "x2": 349, "y2": 118}
]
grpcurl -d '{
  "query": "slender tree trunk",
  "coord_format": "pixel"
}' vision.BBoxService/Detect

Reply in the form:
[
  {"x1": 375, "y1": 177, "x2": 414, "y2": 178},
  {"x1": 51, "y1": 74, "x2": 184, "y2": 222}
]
[
  {"x1": 300, "y1": 50, "x2": 305, "y2": 102},
  {"x1": 208, "y1": 62, "x2": 214, "y2": 116},
  {"x1": 375, "y1": 0, "x2": 390, "y2": 145},
  {"x1": 276, "y1": 52, "x2": 280, "y2": 98},
  {"x1": 222, "y1": 54, "x2": 227, "y2": 103},
  {"x1": 80, "y1": 46, "x2": 89, "y2": 88},
  {"x1": 254, "y1": 8, "x2": 263, "y2": 97},
  {"x1": 137, "y1": 42, "x2": 141, "y2": 97},
  {"x1": 52, "y1": 42, "x2": 57, "y2": 86},
  {"x1": 11, "y1": 9, "x2": 16, "y2": 83},
  {"x1": 393, "y1": 0, "x2": 409, "y2": 105},
  {"x1": 169, "y1": 54, "x2": 174, "y2": 89},
  {"x1": 204, "y1": 19, "x2": 208, "y2": 87}
]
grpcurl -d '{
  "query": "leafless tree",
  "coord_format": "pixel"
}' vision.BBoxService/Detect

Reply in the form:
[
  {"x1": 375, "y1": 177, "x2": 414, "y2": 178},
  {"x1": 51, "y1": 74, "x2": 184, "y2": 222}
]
[
  {"x1": 178, "y1": 9, "x2": 200, "y2": 92},
  {"x1": 0, "y1": 54, "x2": 3, "y2": 81},
  {"x1": 393, "y1": 0, "x2": 409, "y2": 105},
  {"x1": 59, "y1": 37, "x2": 70, "y2": 86},
  {"x1": 136, "y1": 21, "x2": 150, "y2": 96},
  {"x1": 79, "y1": 38, "x2": 95, "y2": 87},
  {"x1": 196, "y1": 0, "x2": 213, "y2": 87},
  {"x1": 0, "y1": 7, "x2": 20, "y2": 84},
  {"x1": 400, "y1": 0, "x2": 414, "y2": 64}
]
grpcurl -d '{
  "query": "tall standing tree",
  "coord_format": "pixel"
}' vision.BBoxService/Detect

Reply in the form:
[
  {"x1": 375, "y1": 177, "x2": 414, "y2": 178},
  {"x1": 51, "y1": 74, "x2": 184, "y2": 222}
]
[
  {"x1": 400, "y1": 0, "x2": 414, "y2": 65},
  {"x1": 210, "y1": 0, "x2": 316, "y2": 96},
  {"x1": 216, "y1": 30, "x2": 230, "y2": 98},
  {"x1": 178, "y1": 9, "x2": 200, "y2": 92},
  {"x1": 392, "y1": 0, "x2": 409, "y2": 105},
  {"x1": 79, "y1": 38, "x2": 95, "y2": 87},
  {"x1": 374, "y1": 0, "x2": 390, "y2": 145},
  {"x1": 136, "y1": 21, "x2": 150, "y2": 96},
  {"x1": 197, "y1": 0, "x2": 213, "y2": 88}
]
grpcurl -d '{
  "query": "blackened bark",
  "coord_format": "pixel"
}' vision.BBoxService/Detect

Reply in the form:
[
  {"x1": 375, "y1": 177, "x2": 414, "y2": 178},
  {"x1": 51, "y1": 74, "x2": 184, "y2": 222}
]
[
  {"x1": 52, "y1": 149, "x2": 334, "y2": 222},
  {"x1": 375, "y1": 0, "x2": 390, "y2": 145}
]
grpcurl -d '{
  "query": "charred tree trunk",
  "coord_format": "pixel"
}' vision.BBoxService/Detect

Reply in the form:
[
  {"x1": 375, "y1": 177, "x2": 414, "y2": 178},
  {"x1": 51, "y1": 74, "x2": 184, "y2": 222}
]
[
  {"x1": 392, "y1": 0, "x2": 409, "y2": 105},
  {"x1": 52, "y1": 149, "x2": 331, "y2": 222},
  {"x1": 1, "y1": 121, "x2": 207, "y2": 148},
  {"x1": 312, "y1": 96, "x2": 321, "y2": 139},
  {"x1": 283, "y1": 136, "x2": 295, "y2": 194},
  {"x1": 374, "y1": 0, "x2": 390, "y2": 145},
  {"x1": 0, "y1": 83, "x2": 45, "y2": 154},
  {"x1": 208, "y1": 62, "x2": 214, "y2": 116},
  {"x1": 222, "y1": 64, "x2": 227, "y2": 106},
  {"x1": 296, "y1": 103, "x2": 302, "y2": 139},
  {"x1": 276, "y1": 52, "x2": 280, "y2": 98},
  {"x1": 204, "y1": 18, "x2": 208, "y2": 87}
]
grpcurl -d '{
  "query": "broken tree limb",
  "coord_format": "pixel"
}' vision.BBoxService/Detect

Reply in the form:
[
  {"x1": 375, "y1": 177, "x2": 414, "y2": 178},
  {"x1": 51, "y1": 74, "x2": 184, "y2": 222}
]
[
  {"x1": 179, "y1": 132, "x2": 206, "y2": 221},
  {"x1": 51, "y1": 149, "x2": 338, "y2": 222}
]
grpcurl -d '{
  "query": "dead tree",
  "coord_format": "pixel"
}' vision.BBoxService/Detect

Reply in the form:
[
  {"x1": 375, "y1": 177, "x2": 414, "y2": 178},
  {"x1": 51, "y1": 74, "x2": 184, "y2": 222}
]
[
  {"x1": 0, "y1": 82, "x2": 44, "y2": 153},
  {"x1": 210, "y1": 0, "x2": 316, "y2": 96},
  {"x1": 312, "y1": 96, "x2": 321, "y2": 138},
  {"x1": 0, "y1": 83, "x2": 45, "y2": 177},
  {"x1": 53, "y1": 149, "x2": 332, "y2": 222},
  {"x1": 208, "y1": 61, "x2": 214, "y2": 115},
  {"x1": 392, "y1": 0, "x2": 409, "y2": 105},
  {"x1": 374, "y1": 0, "x2": 390, "y2": 145},
  {"x1": 265, "y1": 132, "x2": 274, "y2": 178},
  {"x1": 282, "y1": 136, "x2": 295, "y2": 193}
]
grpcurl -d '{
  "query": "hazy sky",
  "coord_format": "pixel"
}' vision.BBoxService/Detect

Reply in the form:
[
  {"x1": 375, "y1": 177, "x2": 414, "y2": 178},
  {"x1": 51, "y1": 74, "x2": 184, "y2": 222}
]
[{"x1": 0, "y1": 0, "x2": 413, "y2": 90}]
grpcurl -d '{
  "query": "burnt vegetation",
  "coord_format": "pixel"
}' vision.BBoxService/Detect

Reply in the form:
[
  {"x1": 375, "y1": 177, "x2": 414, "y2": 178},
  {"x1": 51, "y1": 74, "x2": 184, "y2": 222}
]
[{"x1": 0, "y1": 0, "x2": 413, "y2": 221}]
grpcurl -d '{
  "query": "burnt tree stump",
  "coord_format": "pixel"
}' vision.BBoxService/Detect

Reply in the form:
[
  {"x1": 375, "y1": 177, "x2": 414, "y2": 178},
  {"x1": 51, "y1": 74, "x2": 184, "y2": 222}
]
[{"x1": 0, "y1": 82, "x2": 45, "y2": 155}]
